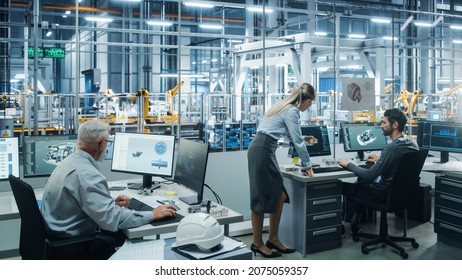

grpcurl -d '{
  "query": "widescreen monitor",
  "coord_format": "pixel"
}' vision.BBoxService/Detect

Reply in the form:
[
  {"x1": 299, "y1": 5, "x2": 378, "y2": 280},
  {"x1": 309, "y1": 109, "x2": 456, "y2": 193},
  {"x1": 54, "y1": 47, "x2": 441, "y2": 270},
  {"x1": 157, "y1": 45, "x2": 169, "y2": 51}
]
[
  {"x1": 174, "y1": 138, "x2": 210, "y2": 205},
  {"x1": 23, "y1": 135, "x2": 78, "y2": 177},
  {"x1": 417, "y1": 120, "x2": 462, "y2": 163},
  {"x1": 0, "y1": 137, "x2": 19, "y2": 180},
  {"x1": 340, "y1": 122, "x2": 388, "y2": 160},
  {"x1": 111, "y1": 133, "x2": 176, "y2": 189}
]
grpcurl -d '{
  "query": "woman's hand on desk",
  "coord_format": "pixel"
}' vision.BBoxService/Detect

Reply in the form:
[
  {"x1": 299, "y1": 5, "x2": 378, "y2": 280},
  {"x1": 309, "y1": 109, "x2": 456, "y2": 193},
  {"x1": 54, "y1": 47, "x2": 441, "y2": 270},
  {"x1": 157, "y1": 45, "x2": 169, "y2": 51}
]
[
  {"x1": 153, "y1": 204, "x2": 177, "y2": 220},
  {"x1": 303, "y1": 167, "x2": 313, "y2": 177},
  {"x1": 115, "y1": 195, "x2": 131, "y2": 208}
]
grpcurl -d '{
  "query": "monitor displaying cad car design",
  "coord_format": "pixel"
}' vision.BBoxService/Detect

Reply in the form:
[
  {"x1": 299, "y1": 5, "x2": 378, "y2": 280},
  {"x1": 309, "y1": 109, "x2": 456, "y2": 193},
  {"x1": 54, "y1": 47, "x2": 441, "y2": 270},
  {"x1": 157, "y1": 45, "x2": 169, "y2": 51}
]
[
  {"x1": 340, "y1": 122, "x2": 388, "y2": 160},
  {"x1": 23, "y1": 135, "x2": 78, "y2": 177}
]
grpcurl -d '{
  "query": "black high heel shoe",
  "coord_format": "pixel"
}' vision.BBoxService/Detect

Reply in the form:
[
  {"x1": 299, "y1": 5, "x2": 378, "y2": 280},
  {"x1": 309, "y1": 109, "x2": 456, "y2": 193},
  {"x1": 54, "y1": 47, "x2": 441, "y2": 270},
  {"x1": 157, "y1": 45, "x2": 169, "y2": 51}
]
[
  {"x1": 250, "y1": 244, "x2": 281, "y2": 258},
  {"x1": 265, "y1": 241, "x2": 296, "y2": 254}
]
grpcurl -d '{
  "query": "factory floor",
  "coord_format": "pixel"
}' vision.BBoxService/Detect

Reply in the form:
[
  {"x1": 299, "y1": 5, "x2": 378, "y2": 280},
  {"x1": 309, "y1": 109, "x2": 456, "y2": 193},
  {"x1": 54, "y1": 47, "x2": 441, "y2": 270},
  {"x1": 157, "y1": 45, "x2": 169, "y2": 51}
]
[{"x1": 237, "y1": 211, "x2": 462, "y2": 260}]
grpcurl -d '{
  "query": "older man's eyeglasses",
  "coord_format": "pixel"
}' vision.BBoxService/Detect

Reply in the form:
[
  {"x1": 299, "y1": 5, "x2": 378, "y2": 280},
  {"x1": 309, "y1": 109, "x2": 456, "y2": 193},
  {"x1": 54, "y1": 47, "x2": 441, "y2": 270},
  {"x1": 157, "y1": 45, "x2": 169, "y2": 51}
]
[{"x1": 99, "y1": 139, "x2": 113, "y2": 147}]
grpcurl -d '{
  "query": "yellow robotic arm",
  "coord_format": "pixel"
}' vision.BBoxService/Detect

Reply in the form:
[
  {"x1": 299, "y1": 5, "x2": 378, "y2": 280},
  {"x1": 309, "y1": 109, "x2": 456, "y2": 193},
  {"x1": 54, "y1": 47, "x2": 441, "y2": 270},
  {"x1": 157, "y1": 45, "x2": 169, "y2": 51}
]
[
  {"x1": 395, "y1": 90, "x2": 411, "y2": 112},
  {"x1": 444, "y1": 83, "x2": 462, "y2": 96},
  {"x1": 137, "y1": 88, "x2": 150, "y2": 120},
  {"x1": 167, "y1": 81, "x2": 184, "y2": 116}
]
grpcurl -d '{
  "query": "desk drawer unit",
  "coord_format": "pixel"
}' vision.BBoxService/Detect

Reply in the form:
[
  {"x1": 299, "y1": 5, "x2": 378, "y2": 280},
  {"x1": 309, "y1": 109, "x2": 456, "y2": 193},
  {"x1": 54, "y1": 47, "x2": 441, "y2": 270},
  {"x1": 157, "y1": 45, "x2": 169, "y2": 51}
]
[
  {"x1": 435, "y1": 175, "x2": 462, "y2": 249},
  {"x1": 305, "y1": 180, "x2": 342, "y2": 253}
]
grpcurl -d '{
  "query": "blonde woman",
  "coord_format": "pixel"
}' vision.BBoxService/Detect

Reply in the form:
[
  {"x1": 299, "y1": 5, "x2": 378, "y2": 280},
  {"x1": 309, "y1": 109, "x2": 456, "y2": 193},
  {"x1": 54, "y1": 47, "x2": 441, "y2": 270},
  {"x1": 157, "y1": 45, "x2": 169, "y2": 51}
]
[{"x1": 247, "y1": 83, "x2": 316, "y2": 258}]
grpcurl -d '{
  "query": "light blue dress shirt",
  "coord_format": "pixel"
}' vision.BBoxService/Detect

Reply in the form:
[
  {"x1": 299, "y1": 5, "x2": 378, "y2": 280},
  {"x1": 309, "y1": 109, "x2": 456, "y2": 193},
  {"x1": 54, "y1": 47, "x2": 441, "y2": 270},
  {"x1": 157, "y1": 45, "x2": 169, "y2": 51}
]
[
  {"x1": 41, "y1": 149, "x2": 154, "y2": 238},
  {"x1": 257, "y1": 106, "x2": 312, "y2": 167}
]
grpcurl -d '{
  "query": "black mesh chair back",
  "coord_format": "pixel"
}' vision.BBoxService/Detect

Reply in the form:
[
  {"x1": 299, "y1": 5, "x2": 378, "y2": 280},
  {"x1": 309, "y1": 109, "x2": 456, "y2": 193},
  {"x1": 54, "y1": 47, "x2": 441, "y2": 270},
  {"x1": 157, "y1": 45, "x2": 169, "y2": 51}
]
[
  {"x1": 9, "y1": 175, "x2": 48, "y2": 259},
  {"x1": 9, "y1": 175, "x2": 100, "y2": 260},
  {"x1": 351, "y1": 149, "x2": 429, "y2": 259}
]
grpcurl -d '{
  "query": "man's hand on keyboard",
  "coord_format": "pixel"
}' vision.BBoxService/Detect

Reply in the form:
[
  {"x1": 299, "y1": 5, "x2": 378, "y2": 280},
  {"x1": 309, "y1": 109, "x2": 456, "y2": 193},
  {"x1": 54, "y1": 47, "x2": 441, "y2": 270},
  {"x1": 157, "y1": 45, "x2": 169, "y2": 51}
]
[
  {"x1": 367, "y1": 154, "x2": 379, "y2": 163},
  {"x1": 339, "y1": 158, "x2": 350, "y2": 168},
  {"x1": 153, "y1": 204, "x2": 177, "y2": 220},
  {"x1": 115, "y1": 195, "x2": 131, "y2": 208}
]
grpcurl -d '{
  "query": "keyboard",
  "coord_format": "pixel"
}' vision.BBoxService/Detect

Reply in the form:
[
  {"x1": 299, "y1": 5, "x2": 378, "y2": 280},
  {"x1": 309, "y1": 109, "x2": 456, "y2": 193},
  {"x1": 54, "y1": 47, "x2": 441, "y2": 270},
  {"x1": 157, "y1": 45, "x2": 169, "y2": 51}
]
[
  {"x1": 358, "y1": 162, "x2": 374, "y2": 169},
  {"x1": 128, "y1": 198, "x2": 185, "y2": 226},
  {"x1": 312, "y1": 166, "x2": 344, "y2": 173},
  {"x1": 128, "y1": 198, "x2": 153, "y2": 211}
]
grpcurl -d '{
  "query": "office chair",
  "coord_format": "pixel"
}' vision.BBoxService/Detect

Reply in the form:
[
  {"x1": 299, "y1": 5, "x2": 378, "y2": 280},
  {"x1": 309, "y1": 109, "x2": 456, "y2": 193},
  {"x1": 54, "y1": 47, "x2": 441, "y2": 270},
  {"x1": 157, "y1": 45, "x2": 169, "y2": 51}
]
[
  {"x1": 8, "y1": 175, "x2": 98, "y2": 260},
  {"x1": 351, "y1": 149, "x2": 429, "y2": 259}
]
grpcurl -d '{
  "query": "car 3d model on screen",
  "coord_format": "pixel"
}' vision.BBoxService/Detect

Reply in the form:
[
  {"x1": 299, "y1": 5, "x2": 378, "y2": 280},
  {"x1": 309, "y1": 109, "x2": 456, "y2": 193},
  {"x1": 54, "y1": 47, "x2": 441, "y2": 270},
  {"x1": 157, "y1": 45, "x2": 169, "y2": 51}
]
[
  {"x1": 44, "y1": 143, "x2": 77, "y2": 166},
  {"x1": 132, "y1": 151, "x2": 143, "y2": 157},
  {"x1": 357, "y1": 129, "x2": 377, "y2": 146}
]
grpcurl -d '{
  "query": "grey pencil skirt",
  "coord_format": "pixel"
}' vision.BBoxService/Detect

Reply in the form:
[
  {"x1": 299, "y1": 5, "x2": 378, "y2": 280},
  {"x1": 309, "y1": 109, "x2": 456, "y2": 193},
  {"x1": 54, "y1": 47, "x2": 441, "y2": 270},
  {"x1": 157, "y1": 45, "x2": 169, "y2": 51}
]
[{"x1": 247, "y1": 132, "x2": 289, "y2": 214}]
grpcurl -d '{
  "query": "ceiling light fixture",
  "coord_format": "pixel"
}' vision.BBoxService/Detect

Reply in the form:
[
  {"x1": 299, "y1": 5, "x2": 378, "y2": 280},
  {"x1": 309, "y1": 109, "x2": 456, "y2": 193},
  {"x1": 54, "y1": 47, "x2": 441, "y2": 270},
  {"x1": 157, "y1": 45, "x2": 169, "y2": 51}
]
[
  {"x1": 184, "y1": 2, "x2": 214, "y2": 8},
  {"x1": 147, "y1": 20, "x2": 173, "y2": 27},
  {"x1": 348, "y1": 34, "x2": 366, "y2": 39},
  {"x1": 247, "y1": 6, "x2": 274, "y2": 13},
  {"x1": 383, "y1": 36, "x2": 398, "y2": 41},
  {"x1": 85, "y1": 16, "x2": 113, "y2": 23},
  {"x1": 371, "y1": 18, "x2": 391, "y2": 24},
  {"x1": 199, "y1": 24, "x2": 223, "y2": 30},
  {"x1": 45, "y1": 31, "x2": 52, "y2": 37},
  {"x1": 413, "y1": 21, "x2": 432, "y2": 27},
  {"x1": 160, "y1": 73, "x2": 204, "y2": 78},
  {"x1": 314, "y1": 31, "x2": 327, "y2": 36},
  {"x1": 452, "y1": 39, "x2": 462, "y2": 44},
  {"x1": 450, "y1": 24, "x2": 462, "y2": 30}
]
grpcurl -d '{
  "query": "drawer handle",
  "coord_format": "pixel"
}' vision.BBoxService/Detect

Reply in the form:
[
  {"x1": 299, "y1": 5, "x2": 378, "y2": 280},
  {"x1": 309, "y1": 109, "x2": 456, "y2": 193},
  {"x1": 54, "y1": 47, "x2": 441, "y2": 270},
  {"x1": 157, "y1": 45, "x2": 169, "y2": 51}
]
[
  {"x1": 313, "y1": 184, "x2": 338, "y2": 190},
  {"x1": 313, "y1": 213, "x2": 337, "y2": 220},
  {"x1": 440, "y1": 180, "x2": 462, "y2": 189},
  {"x1": 440, "y1": 194, "x2": 462, "y2": 204},
  {"x1": 313, "y1": 228, "x2": 337, "y2": 236},
  {"x1": 313, "y1": 198, "x2": 337, "y2": 205},
  {"x1": 440, "y1": 222, "x2": 462, "y2": 234},
  {"x1": 440, "y1": 208, "x2": 462, "y2": 219}
]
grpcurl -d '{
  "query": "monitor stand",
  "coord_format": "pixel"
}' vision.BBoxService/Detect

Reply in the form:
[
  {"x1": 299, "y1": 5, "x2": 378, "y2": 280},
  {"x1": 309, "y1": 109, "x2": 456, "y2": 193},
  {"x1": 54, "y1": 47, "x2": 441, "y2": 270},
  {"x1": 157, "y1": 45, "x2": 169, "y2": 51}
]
[
  {"x1": 179, "y1": 194, "x2": 200, "y2": 205},
  {"x1": 127, "y1": 175, "x2": 161, "y2": 190},
  {"x1": 357, "y1": 151, "x2": 365, "y2": 161},
  {"x1": 433, "y1": 151, "x2": 449, "y2": 164}
]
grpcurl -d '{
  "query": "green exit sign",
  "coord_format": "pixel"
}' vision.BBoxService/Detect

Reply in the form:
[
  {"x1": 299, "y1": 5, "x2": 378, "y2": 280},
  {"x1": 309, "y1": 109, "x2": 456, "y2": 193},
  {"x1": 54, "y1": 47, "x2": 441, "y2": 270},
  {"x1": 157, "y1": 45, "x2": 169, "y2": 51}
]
[
  {"x1": 44, "y1": 47, "x2": 65, "y2": 58},
  {"x1": 23, "y1": 47, "x2": 65, "y2": 59}
]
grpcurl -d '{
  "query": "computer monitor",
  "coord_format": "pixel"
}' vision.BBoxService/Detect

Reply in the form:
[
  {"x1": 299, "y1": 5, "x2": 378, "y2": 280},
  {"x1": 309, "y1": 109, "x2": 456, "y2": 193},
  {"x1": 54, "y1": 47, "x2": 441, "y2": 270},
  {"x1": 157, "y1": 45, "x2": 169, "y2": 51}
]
[
  {"x1": 23, "y1": 134, "x2": 78, "y2": 177},
  {"x1": 174, "y1": 138, "x2": 210, "y2": 205},
  {"x1": 417, "y1": 120, "x2": 462, "y2": 163},
  {"x1": 111, "y1": 132, "x2": 176, "y2": 190},
  {"x1": 299, "y1": 125, "x2": 332, "y2": 157},
  {"x1": 0, "y1": 137, "x2": 19, "y2": 180},
  {"x1": 340, "y1": 122, "x2": 388, "y2": 160}
]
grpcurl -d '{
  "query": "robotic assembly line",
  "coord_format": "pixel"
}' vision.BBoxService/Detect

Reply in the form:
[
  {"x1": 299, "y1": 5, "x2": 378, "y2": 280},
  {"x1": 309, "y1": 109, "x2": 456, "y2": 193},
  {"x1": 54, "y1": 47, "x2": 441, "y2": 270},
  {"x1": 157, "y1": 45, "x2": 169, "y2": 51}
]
[{"x1": 1, "y1": 81, "x2": 192, "y2": 136}]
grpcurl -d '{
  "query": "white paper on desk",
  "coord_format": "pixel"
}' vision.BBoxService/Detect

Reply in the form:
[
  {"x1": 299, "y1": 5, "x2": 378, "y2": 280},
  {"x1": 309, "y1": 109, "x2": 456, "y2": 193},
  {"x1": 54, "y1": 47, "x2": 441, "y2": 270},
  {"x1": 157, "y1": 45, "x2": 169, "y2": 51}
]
[
  {"x1": 110, "y1": 239, "x2": 165, "y2": 260},
  {"x1": 173, "y1": 237, "x2": 245, "y2": 259}
]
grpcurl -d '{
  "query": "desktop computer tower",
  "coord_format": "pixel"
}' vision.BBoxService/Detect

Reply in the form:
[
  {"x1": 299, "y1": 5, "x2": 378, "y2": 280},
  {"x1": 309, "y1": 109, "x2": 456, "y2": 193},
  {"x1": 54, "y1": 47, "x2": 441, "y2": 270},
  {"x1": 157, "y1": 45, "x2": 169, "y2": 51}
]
[{"x1": 396, "y1": 183, "x2": 432, "y2": 223}]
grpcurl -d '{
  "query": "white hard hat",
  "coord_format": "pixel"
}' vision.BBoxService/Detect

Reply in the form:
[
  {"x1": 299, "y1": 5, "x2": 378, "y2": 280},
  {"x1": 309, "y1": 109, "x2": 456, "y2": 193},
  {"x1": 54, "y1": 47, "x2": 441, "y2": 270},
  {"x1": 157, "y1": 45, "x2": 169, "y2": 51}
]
[{"x1": 171, "y1": 213, "x2": 224, "y2": 251}]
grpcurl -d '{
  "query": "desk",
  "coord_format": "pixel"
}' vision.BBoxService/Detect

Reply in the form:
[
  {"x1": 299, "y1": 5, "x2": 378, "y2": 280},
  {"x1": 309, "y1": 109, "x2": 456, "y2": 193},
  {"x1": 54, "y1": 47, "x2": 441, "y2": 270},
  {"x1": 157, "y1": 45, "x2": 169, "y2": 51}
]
[
  {"x1": 422, "y1": 159, "x2": 462, "y2": 172},
  {"x1": 279, "y1": 166, "x2": 356, "y2": 257},
  {"x1": 110, "y1": 237, "x2": 252, "y2": 260},
  {"x1": 109, "y1": 180, "x2": 244, "y2": 239}
]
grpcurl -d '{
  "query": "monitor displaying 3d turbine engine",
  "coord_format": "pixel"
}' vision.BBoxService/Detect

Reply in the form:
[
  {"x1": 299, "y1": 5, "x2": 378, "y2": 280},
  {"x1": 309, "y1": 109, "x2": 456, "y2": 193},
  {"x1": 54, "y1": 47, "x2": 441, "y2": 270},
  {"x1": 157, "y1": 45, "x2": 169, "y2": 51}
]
[{"x1": 23, "y1": 135, "x2": 78, "y2": 177}]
